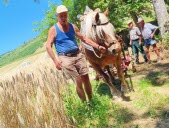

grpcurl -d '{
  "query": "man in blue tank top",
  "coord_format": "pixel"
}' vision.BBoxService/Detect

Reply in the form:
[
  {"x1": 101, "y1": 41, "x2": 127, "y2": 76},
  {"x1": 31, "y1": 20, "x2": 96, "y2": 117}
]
[{"x1": 46, "y1": 5, "x2": 106, "y2": 102}]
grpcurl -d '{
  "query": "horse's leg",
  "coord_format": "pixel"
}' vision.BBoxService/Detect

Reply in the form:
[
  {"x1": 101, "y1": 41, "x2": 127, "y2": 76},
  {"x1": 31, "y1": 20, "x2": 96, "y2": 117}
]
[
  {"x1": 105, "y1": 65, "x2": 122, "y2": 91},
  {"x1": 92, "y1": 64, "x2": 122, "y2": 99},
  {"x1": 115, "y1": 57, "x2": 128, "y2": 93},
  {"x1": 104, "y1": 65, "x2": 115, "y2": 81}
]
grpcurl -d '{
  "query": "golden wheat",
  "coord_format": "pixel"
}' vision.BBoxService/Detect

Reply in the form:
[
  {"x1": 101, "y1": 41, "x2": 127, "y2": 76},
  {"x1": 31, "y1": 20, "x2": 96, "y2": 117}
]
[{"x1": 0, "y1": 65, "x2": 75, "y2": 128}]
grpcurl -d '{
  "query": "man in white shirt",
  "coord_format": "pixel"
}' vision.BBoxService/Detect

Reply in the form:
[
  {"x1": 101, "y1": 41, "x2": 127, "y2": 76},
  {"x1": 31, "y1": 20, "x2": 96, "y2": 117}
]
[
  {"x1": 128, "y1": 20, "x2": 148, "y2": 64},
  {"x1": 138, "y1": 17, "x2": 161, "y2": 63}
]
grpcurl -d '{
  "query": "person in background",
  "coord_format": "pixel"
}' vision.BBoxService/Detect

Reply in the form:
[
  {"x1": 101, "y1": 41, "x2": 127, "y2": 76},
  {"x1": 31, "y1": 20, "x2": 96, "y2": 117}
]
[
  {"x1": 137, "y1": 17, "x2": 161, "y2": 63},
  {"x1": 46, "y1": 5, "x2": 106, "y2": 102},
  {"x1": 127, "y1": 20, "x2": 148, "y2": 64}
]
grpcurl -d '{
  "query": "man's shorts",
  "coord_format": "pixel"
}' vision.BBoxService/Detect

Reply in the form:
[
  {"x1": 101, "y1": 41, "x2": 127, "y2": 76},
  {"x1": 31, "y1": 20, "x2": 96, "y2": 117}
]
[
  {"x1": 144, "y1": 39, "x2": 157, "y2": 47},
  {"x1": 58, "y1": 52, "x2": 88, "y2": 79}
]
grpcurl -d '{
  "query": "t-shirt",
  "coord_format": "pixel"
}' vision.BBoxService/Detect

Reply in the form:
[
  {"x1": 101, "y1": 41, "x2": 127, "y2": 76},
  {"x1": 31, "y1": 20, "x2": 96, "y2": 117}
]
[
  {"x1": 129, "y1": 27, "x2": 141, "y2": 40},
  {"x1": 140, "y1": 23, "x2": 158, "y2": 39}
]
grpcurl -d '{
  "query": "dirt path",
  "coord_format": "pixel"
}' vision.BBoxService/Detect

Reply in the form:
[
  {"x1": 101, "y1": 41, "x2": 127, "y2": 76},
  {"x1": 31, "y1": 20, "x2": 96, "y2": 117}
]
[{"x1": 117, "y1": 48, "x2": 169, "y2": 128}]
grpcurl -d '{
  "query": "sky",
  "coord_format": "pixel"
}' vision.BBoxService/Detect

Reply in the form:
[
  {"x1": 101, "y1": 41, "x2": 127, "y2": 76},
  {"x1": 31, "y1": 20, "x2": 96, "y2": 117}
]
[{"x1": 0, "y1": 0, "x2": 61, "y2": 55}]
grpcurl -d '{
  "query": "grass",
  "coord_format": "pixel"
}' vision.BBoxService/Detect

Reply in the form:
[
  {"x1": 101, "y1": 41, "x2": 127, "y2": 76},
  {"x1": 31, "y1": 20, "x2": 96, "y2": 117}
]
[
  {"x1": 0, "y1": 36, "x2": 46, "y2": 67},
  {"x1": 63, "y1": 80, "x2": 134, "y2": 128},
  {"x1": 131, "y1": 76, "x2": 169, "y2": 119}
]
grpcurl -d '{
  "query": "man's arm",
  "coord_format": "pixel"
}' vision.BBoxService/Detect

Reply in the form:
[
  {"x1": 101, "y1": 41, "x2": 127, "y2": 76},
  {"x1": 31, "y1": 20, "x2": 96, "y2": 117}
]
[
  {"x1": 72, "y1": 24, "x2": 106, "y2": 53},
  {"x1": 136, "y1": 27, "x2": 142, "y2": 45},
  {"x1": 129, "y1": 39, "x2": 132, "y2": 46},
  {"x1": 149, "y1": 23, "x2": 158, "y2": 39},
  {"x1": 46, "y1": 26, "x2": 62, "y2": 70}
]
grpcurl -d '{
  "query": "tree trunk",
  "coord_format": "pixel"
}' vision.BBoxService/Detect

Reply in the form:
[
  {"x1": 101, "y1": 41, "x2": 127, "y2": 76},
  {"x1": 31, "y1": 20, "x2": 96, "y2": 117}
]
[
  {"x1": 152, "y1": 0, "x2": 169, "y2": 38},
  {"x1": 130, "y1": 11, "x2": 139, "y2": 27}
]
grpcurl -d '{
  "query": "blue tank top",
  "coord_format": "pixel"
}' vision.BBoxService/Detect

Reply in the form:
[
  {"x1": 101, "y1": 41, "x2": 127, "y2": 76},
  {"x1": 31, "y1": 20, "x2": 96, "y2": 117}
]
[{"x1": 54, "y1": 23, "x2": 79, "y2": 54}]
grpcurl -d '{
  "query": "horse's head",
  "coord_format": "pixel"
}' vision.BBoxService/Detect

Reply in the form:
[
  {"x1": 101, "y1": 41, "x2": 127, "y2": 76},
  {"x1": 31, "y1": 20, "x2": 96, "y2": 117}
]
[{"x1": 78, "y1": 6, "x2": 119, "y2": 55}]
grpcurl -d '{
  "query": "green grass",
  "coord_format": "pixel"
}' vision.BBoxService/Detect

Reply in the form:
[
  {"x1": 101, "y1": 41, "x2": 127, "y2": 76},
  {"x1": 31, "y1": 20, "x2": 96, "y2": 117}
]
[
  {"x1": 63, "y1": 70, "x2": 169, "y2": 127},
  {"x1": 0, "y1": 36, "x2": 46, "y2": 67},
  {"x1": 64, "y1": 81, "x2": 133, "y2": 128},
  {"x1": 132, "y1": 77, "x2": 169, "y2": 119}
]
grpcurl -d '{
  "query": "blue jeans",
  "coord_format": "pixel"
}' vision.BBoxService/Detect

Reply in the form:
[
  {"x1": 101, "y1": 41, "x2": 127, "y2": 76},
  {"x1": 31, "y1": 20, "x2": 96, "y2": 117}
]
[{"x1": 132, "y1": 39, "x2": 147, "y2": 63}]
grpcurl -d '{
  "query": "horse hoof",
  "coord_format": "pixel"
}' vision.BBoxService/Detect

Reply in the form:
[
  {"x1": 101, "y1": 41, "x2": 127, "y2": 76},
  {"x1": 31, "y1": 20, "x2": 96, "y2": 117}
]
[
  {"x1": 121, "y1": 86, "x2": 129, "y2": 93},
  {"x1": 112, "y1": 93, "x2": 123, "y2": 101},
  {"x1": 122, "y1": 95, "x2": 131, "y2": 101},
  {"x1": 112, "y1": 95, "x2": 123, "y2": 102}
]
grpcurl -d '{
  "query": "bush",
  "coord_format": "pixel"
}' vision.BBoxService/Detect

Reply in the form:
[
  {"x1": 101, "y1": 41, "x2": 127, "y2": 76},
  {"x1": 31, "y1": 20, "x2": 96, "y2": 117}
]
[{"x1": 162, "y1": 32, "x2": 169, "y2": 49}]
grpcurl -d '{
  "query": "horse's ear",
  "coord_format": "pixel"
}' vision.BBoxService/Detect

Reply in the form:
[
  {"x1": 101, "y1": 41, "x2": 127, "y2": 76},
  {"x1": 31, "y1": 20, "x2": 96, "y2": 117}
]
[
  {"x1": 92, "y1": 12, "x2": 100, "y2": 25},
  {"x1": 77, "y1": 14, "x2": 83, "y2": 20},
  {"x1": 95, "y1": 12, "x2": 100, "y2": 24},
  {"x1": 84, "y1": 6, "x2": 92, "y2": 15},
  {"x1": 104, "y1": 8, "x2": 109, "y2": 16}
]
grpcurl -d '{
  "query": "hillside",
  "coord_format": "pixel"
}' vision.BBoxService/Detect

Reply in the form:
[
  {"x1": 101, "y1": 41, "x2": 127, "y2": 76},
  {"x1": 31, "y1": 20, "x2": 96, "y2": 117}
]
[{"x1": 0, "y1": 35, "x2": 46, "y2": 68}]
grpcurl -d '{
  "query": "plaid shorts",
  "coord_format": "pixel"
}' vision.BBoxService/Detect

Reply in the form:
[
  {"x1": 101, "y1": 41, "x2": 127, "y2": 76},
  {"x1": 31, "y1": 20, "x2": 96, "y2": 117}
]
[{"x1": 58, "y1": 52, "x2": 88, "y2": 79}]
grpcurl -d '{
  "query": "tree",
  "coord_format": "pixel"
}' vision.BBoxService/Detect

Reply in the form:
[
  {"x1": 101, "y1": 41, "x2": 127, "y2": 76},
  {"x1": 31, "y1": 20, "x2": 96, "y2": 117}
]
[{"x1": 152, "y1": 0, "x2": 169, "y2": 37}]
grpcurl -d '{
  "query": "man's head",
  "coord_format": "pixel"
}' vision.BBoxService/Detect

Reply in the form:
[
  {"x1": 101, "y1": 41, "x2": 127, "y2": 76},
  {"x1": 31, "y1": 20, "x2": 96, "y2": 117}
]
[
  {"x1": 127, "y1": 20, "x2": 133, "y2": 28},
  {"x1": 137, "y1": 17, "x2": 144, "y2": 27},
  {"x1": 56, "y1": 5, "x2": 68, "y2": 25}
]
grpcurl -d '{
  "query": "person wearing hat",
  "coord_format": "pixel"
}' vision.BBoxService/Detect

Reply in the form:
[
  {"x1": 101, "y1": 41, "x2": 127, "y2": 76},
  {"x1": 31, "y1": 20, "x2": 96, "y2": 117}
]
[
  {"x1": 137, "y1": 17, "x2": 161, "y2": 63},
  {"x1": 127, "y1": 20, "x2": 148, "y2": 64},
  {"x1": 46, "y1": 5, "x2": 106, "y2": 102}
]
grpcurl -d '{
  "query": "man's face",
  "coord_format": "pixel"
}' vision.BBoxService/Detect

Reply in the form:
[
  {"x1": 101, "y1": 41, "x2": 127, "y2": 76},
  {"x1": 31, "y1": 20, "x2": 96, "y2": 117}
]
[
  {"x1": 128, "y1": 22, "x2": 133, "y2": 29},
  {"x1": 57, "y1": 12, "x2": 68, "y2": 25},
  {"x1": 138, "y1": 21, "x2": 144, "y2": 27}
]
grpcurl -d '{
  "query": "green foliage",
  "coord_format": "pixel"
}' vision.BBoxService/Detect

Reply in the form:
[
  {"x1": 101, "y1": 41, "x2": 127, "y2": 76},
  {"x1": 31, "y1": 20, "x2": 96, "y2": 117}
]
[
  {"x1": 0, "y1": 36, "x2": 46, "y2": 67},
  {"x1": 63, "y1": 81, "x2": 132, "y2": 127},
  {"x1": 93, "y1": 0, "x2": 153, "y2": 31},
  {"x1": 34, "y1": 0, "x2": 154, "y2": 33},
  {"x1": 33, "y1": 1, "x2": 57, "y2": 37},
  {"x1": 162, "y1": 32, "x2": 169, "y2": 48}
]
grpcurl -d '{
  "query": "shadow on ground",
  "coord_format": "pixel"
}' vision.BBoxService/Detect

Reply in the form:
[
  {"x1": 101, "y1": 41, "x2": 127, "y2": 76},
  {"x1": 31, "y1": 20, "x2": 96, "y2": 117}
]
[
  {"x1": 96, "y1": 82, "x2": 112, "y2": 97},
  {"x1": 145, "y1": 62, "x2": 169, "y2": 86}
]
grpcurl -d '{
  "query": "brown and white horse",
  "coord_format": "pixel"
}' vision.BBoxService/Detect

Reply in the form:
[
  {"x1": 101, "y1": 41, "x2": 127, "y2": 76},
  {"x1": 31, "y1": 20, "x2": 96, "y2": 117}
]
[{"x1": 78, "y1": 7, "x2": 129, "y2": 100}]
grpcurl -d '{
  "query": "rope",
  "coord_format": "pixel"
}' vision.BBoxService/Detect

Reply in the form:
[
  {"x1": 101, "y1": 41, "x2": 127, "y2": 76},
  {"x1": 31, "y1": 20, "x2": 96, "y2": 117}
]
[{"x1": 81, "y1": 42, "x2": 103, "y2": 58}]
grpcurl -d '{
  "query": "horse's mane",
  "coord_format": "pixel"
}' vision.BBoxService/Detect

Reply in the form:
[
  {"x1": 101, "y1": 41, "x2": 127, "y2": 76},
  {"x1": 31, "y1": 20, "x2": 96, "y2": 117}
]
[{"x1": 84, "y1": 11, "x2": 116, "y2": 42}]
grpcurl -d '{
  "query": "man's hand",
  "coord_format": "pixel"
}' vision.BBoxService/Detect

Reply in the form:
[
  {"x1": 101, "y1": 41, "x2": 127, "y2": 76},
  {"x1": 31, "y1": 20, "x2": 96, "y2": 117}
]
[
  {"x1": 55, "y1": 60, "x2": 62, "y2": 70},
  {"x1": 150, "y1": 33, "x2": 154, "y2": 39},
  {"x1": 98, "y1": 45, "x2": 106, "y2": 53},
  {"x1": 129, "y1": 40, "x2": 132, "y2": 46}
]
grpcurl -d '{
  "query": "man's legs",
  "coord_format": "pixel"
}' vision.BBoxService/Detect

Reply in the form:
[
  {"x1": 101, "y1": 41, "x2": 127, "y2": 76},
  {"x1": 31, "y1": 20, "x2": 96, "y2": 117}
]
[
  {"x1": 135, "y1": 42, "x2": 148, "y2": 62},
  {"x1": 75, "y1": 76, "x2": 87, "y2": 102},
  {"x1": 152, "y1": 44, "x2": 160, "y2": 57},
  {"x1": 144, "y1": 45, "x2": 150, "y2": 61},
  {"x1": 81, "y1": 74, "x2": 92, "y2": 102},
  {"x1": 132, "y1": 41, "x2": 139, "y2": 64},
  {"x1": 152, "y1": 44, "x2": 161, "y2": 62}
]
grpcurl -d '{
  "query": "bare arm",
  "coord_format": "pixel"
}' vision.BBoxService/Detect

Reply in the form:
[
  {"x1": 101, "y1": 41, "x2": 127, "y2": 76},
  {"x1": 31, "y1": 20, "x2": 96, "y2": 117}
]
[
  {"x1": 72, "y1": 24, "x2": 106, "y2": 53},
  {"x1": 136, "y1": 27, "x2": 142, "y2": 45},
  {"x1": 129, "y1": 39, "x2": 132, "y2": 46},
  {"x1": 46, "y1": 26, "x2": 62, "y2": 70},
  {"x1": 138, "y1": 35, "x2": 142, "y2": 45},
  {"x1": 150, "y1": 29, "x2": 157, "y2": 39}
]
